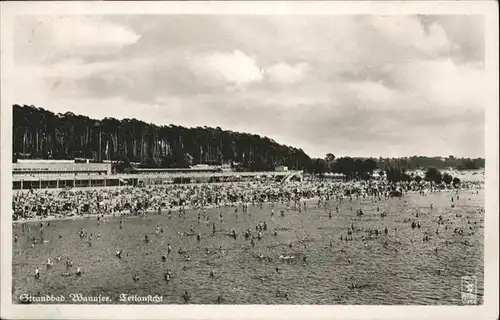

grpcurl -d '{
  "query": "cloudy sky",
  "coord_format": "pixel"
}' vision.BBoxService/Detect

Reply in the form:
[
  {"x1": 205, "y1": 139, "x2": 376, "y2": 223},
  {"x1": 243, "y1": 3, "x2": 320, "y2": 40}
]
[{"x1": 12, "y1": 14, "x2": 486, "y2": 158}]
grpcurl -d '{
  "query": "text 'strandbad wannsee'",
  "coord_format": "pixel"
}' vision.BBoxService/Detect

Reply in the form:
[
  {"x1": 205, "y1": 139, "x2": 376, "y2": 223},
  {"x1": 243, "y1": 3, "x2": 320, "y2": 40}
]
[{"x1": 19, "y1": 293, "x2": 163, "y2": 304}]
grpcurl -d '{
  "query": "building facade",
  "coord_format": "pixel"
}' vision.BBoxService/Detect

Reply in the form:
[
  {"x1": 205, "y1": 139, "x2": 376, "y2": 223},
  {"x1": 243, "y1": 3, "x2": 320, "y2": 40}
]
[{"x1": 13, "y1": 160, "x2": 112, "y2": 176}]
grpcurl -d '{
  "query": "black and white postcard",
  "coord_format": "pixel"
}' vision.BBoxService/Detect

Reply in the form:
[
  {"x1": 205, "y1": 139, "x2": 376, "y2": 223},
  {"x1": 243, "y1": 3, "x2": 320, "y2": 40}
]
[{"x1": 1, "y1": 1, "x2": 498, "y2": 320}]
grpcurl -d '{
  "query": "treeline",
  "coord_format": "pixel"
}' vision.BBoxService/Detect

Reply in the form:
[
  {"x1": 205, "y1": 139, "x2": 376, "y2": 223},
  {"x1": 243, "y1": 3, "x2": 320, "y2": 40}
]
[
  {"x1": 383, "y1": 167, "x2": 462, "y2": 186},
  {"x1": 12, "y1": 105, "x2": 311, "y2": 170},
  {"x1": 311, "y1": 153, "x2": 484, "y2": 178},
  {"x1": 312, "y1": 153, "x2": 484, "y2": 183},
  {"x1": 314, "y1": 156, "x2": 465, "y2": 186},
  {"x1": 12, "y1": 105, "x2": 485, "y2": 174},
  {"x1": 311, "y1": 155, "x2": 378, "y2": 180},
  {"x1": 376, "y1": 156, "x2": 484, "y2": 171}
]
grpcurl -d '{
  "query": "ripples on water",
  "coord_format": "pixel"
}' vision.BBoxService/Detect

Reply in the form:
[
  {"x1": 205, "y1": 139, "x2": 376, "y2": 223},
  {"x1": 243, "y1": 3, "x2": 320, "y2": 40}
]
[{"x1": 13, "y1": 190, "x2": 484, "y2": 305}]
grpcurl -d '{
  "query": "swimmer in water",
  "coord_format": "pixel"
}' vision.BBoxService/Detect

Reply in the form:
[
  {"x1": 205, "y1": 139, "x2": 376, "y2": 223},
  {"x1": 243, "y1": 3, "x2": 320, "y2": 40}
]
[
  {"x1": 76, "y1": 266, "x2": 82, "y2": 276},
  {"x1": 183, "y1": 291, "x2": 191, "y2": 303},
  {"x1": 34, "y1": 267, "x2": 40, "y2": 280}
]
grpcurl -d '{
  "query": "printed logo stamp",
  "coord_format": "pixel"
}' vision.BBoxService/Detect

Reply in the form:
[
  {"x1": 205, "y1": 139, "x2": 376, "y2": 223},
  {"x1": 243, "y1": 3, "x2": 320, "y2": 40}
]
[{"x1": 461, "y1": 276, "x2": 477, "y2": 305}]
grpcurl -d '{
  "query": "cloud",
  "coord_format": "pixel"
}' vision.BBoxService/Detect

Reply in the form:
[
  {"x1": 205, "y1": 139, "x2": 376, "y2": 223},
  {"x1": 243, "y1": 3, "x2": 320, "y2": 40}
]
[
  {"x1": 265, "y1": 62, "x2": 309, "y2": 84},
  {"x1": 10, "y1": 15, "x2": 486, "y2": 158},
  {"x1": 420, "y1": 15, "x2": 484, "y2": 62},
  {"x1": 368, "y1": 16, "x2": 457, "y2": 58},
  {"x1": 396, "y1": 59, "x2": 487, "y2": 111},
  {"x1": 192, "y1": 50, "x2": 263, "y2": 85},
  {"x1": 14, "y1": 16, "x2": 140, "y2": 65}
]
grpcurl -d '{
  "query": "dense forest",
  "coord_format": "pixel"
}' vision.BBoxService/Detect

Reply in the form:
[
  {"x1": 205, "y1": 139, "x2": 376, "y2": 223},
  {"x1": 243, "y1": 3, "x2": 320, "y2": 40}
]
[
  {"x1": 13, "y1": 105, "x2": 485, "y2": 174},
  {"x1": 12, "y1": 105, "x2": 311, "y2": 171}
]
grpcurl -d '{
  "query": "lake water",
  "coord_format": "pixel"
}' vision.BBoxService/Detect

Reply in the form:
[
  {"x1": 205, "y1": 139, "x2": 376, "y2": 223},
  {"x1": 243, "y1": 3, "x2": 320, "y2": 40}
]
[{"x1": 12, "y1": 189, "x2": 484, "y2": 305}]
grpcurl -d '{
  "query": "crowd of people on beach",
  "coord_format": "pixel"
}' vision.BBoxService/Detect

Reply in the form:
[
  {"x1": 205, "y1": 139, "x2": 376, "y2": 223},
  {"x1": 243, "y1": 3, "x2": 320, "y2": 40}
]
[{"x1": 12, "y1": 176, "x2": 483, "y2": 221}]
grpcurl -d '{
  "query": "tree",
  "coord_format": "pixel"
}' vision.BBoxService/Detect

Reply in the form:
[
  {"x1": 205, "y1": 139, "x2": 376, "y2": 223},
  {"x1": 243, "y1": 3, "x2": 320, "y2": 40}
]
[
  {"x1": 425, "y1": 167, "x2": 442, "y2": 184},
  {"x1": 354, "y1": 159, "x2": 365, "y2": 175},
  {"x1": 402, "y1": 172, "x2": 412, "y2": 182},
  {"x1": 325, "y1": 153, "x2": 336, "y2": 172},
  {"x1": 385, "y1": 167, "x2": 397, "y2": 183},
  {"x1": 325, "y1": 153, "x2": 336, "y2": 163},
  {"x1": 363, "y1": 158, "x2": 378, "y2": 175},
  {"x1": 332, "y1": 157, "x2": 355, "y2": 179},
  {"x1": 442, "y1": 173, "x2": 453, "y2": 185},
  {"x1": 313, "y1": 158, "x2": 328, "y2": 176}
]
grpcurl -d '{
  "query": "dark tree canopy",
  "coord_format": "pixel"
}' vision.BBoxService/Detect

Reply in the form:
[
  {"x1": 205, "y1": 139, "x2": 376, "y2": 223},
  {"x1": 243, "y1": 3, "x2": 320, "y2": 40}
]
[
  {"x1": 442, "y1": 172, "x2": 453, "y2": 185},
  {"x1": 385, "y1": 167, "x2": 411, "y2": 183},
  {"x1": 376, "y1": 156, "x2": 484, "y2": 170},
  {"x1": 13, "y1": 104, "x2": 485, "y2": 175},
  {"x1": 12, "y1": 105, "x2": 311, "y2": 170},
  {"x1": 425, "y1": 167, "x2": 443, "y2": 184}
]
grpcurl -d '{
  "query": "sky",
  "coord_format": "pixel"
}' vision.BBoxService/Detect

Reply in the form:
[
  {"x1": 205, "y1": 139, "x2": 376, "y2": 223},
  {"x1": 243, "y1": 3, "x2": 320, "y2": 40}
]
[{"x1": 11, "y1": 14, "x2": 486, "y2": 158}]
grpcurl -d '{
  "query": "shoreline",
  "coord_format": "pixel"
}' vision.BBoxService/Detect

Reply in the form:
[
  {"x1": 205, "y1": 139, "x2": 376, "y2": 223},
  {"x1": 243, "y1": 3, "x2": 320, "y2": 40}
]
[
  {"x1": 12, "y1": 187, "x2": 482, "y2": 225},
  {"x1": 12, "y1": 197, "x2": 321, "y2": 225}
]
